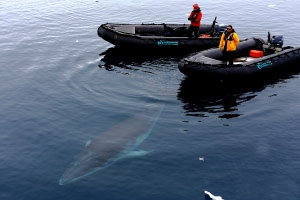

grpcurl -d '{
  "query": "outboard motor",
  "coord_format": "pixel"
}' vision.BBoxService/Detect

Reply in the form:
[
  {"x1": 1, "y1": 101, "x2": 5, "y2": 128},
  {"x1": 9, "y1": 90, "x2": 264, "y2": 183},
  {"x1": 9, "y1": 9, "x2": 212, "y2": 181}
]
[
  {"x1": 270, "y1": 35, "x2": 283, "y2": 47},
  {"x1": 214, "y1": 24, "x2": 227, "y2": 36},
  {"x1": 209, "y1": 17, "x2": 228, "y2": 37},
  {"x1": 264, "y1": 32, "x2": 283, "y2": 55}
]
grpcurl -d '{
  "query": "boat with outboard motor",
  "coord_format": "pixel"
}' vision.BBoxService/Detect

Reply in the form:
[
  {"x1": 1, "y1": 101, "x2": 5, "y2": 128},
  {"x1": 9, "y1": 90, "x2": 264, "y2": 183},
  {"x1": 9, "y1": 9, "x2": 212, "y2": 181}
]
[
  {"x1": 178, "y1": 33, "x2": 300, "y2": 80},
  {"x1": 97, "y1": 17, "x2": 227, "y2": 50}
]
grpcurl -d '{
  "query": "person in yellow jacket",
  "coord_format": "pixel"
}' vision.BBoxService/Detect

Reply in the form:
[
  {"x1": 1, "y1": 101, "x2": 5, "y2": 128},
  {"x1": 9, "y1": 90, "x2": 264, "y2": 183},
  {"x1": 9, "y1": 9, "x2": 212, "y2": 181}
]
[{"x1": 219, "y1": 25, "x2": 239, "y2": 66}]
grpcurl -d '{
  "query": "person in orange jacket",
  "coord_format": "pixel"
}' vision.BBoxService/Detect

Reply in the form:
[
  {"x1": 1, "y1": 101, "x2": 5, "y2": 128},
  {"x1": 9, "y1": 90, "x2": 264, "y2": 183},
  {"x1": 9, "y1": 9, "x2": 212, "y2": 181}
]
[
  {"x1": 219, "y1": 25, "x2": 240, "y2": 66},
  {"x1": 188, "y1": 3, "x2": 202, "y2": 38}
]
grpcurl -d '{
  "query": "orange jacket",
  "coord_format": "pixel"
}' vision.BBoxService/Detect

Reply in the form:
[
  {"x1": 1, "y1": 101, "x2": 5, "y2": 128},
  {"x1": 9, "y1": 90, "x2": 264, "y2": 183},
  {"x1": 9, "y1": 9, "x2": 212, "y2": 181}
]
[
  {"x1": 188, "y1": 10, "x2": 202, "y2": 27},
  {"x1": 219, "y1": 31, "x2": 239, "y2": 51}
]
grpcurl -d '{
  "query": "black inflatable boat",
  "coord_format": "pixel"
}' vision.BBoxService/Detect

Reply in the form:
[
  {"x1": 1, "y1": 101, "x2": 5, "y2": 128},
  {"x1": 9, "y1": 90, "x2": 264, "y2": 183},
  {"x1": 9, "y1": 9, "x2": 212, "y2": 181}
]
[
  {"x1": 178, "y1": 33, "x2": 300, "y2": 80},
  {"x1": 97, "y1": 17, "x2": 227, "y2": 50}
]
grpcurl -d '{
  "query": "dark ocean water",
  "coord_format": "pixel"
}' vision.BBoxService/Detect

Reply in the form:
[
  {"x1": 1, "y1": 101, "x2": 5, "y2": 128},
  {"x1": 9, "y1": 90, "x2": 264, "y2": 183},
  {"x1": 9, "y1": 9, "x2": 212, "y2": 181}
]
[{"x1": 1, "y1": 0, "x2": 300, "y2": 199}]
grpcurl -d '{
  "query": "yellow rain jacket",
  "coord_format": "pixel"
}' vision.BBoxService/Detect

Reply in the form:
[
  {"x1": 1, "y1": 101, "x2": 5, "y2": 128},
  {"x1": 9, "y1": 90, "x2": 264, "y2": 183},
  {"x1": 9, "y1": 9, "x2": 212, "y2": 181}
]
[{"x1": 219, "y1": 31, "x2": 239, "y2": 51}]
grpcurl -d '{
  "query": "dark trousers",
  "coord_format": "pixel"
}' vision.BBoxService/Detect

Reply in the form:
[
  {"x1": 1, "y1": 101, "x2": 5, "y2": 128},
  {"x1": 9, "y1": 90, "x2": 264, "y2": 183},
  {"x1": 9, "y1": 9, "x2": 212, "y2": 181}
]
[
  {"x1": 223, "y1": 51, "x2": 235, "y2": 66},
  {"x1": 188, "y1": 26, "x2": 199, "y2": 38}
]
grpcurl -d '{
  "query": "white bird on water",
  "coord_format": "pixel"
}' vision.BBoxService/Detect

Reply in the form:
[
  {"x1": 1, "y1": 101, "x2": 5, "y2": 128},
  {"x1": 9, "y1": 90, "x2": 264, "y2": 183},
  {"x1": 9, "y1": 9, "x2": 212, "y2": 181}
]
[{"x1": 204, "y1": 190, "x2": 224, "y2": 200}]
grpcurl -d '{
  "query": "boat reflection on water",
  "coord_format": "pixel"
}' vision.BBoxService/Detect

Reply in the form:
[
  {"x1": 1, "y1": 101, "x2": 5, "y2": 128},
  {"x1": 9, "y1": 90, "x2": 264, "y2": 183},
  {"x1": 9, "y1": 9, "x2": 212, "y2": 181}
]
[
  {"x1": 177, "y1": 77, "x2": 256, "y2": 119},
  {"x1": 98, "y1": 46, "x2": 194, "y2": 74},
  {"x1": 177, "y1": 68, "x2": 300, "y2": 119}
]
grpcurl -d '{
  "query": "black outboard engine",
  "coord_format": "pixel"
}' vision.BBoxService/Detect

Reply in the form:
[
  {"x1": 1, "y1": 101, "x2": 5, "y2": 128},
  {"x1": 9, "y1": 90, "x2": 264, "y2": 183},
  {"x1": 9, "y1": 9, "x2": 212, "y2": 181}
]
[
  {"x1": 209, "y1": 16, "x2": 228, "y2": 37},
  {"x1": 213, "y1": 24, "x2": 227, "y2": 37},
  {"x1": 270, "y1": 35, "x2": 283, "y2": 47},
  {"x1": 264, "y1": 32, "x2": 284, "y2": 55}
]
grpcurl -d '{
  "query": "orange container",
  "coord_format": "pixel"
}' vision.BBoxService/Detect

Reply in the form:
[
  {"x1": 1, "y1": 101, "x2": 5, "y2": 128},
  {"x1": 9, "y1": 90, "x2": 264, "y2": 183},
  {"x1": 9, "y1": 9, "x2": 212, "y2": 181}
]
[{"x1": 250, "y1": 50, "x2": 264, "y2": 58}]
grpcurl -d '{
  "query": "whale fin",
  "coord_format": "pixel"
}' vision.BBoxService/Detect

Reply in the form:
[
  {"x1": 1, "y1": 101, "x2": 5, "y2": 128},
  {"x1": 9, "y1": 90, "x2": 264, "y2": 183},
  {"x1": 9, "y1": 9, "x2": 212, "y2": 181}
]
[
  {"x1": 85, "y1": 139, "x2": 92, "y2": 147},
  {"x1": 204, "y1": 190, "x2": 224, "y2": 200},
  {"x1": 122, "y1": 150, "x2": 153, "y2": 159}
]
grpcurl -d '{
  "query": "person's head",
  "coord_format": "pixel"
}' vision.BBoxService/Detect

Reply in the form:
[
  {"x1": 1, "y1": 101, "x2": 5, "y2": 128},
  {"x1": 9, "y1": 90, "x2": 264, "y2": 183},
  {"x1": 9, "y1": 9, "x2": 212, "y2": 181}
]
[
  {"x1": 193, "y1": 3, "x2": 200, "y2": 10},
  {"x1": 226, "y1": 25, "x2": 233, "y2": 32}
]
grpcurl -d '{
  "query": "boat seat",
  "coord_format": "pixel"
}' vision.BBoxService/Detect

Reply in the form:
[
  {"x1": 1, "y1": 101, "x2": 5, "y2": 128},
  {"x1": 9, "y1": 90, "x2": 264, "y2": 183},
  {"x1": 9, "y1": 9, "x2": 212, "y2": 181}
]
[
  {"x1": 234, "y1": 56, "x2": 257, "y2": 64},
  {"x1": 116, "y1": 25, "x2": 135, "y2": 34},
  {"x1": 135, "y1": 26, "x2": 165, "y2": 36}
]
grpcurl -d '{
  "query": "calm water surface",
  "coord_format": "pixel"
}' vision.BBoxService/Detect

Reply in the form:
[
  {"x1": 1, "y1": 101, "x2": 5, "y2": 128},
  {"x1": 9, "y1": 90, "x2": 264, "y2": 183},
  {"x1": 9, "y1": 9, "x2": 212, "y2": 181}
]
[{"x1": 1, "y1": 0, "x2": 300, "y2": 200}]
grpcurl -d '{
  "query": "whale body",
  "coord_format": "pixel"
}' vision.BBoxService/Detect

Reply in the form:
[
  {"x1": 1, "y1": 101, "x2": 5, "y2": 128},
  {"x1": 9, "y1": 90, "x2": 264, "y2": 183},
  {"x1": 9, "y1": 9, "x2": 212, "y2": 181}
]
[{"x1": 59, "y1": 103, "x2": 164, "y2": 185}]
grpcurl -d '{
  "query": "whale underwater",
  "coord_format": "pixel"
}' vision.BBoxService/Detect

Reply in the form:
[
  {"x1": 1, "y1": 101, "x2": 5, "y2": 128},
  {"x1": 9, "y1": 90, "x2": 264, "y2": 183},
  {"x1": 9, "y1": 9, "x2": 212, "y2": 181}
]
[{"x1": 59, "y1": 103, "x2": 164, "y2": 185}]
